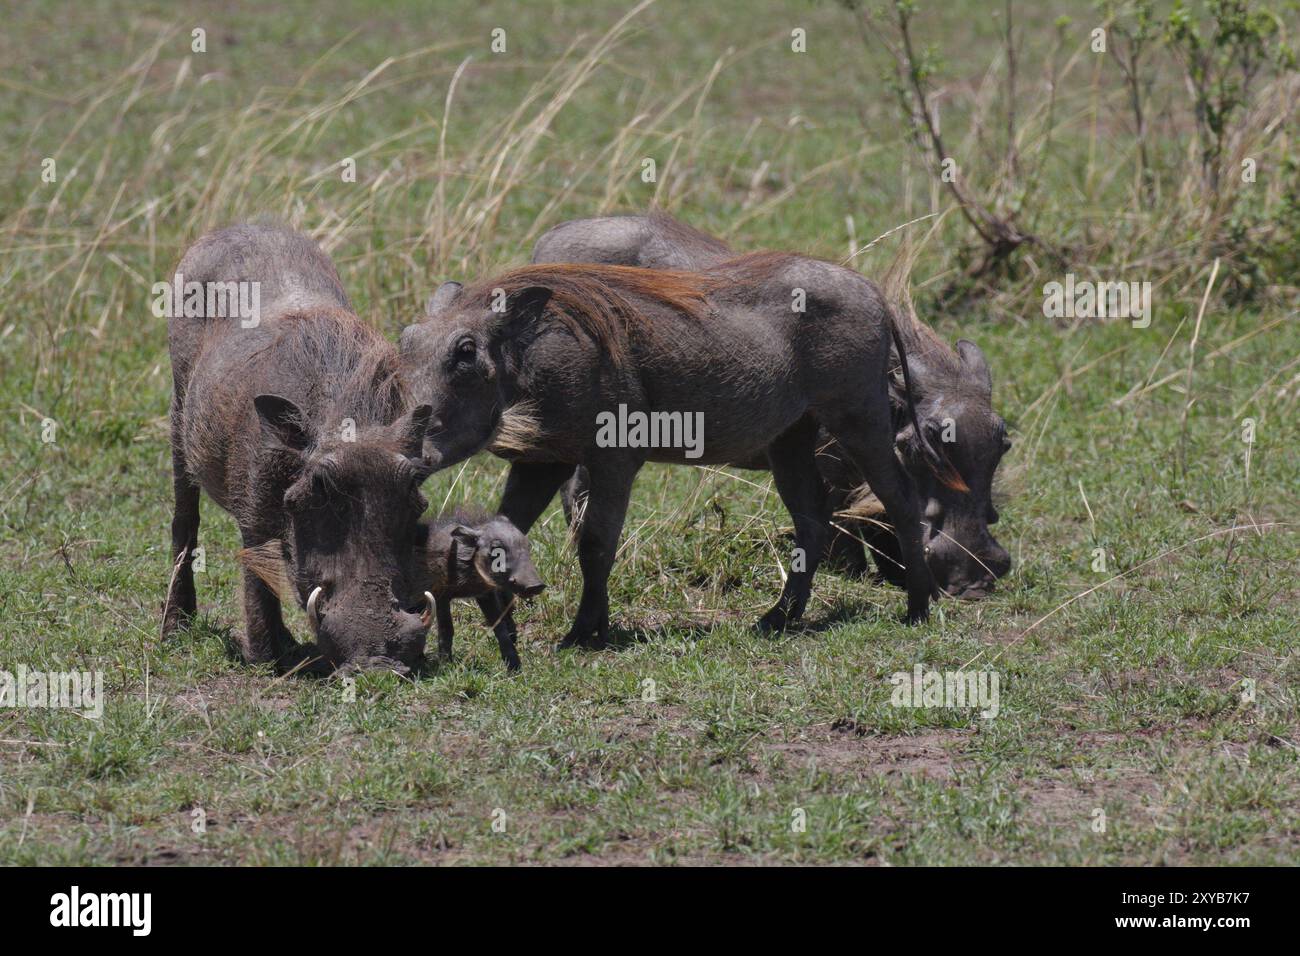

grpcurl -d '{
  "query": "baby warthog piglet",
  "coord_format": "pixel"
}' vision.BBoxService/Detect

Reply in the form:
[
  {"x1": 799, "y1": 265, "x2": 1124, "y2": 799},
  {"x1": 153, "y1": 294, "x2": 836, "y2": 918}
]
[{"x1": 418, "y1": 513, "x2": 545, "y2": 671}]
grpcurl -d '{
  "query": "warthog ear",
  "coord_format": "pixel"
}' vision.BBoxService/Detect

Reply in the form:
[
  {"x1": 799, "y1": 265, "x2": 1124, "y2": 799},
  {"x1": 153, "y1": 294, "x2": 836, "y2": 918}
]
[
  {"x1": 254, "y1": 394, "x2": 313, "y2": 452},
  {"x1": 396, "y1": 404, "x2": 435, "y2": 460},
  {"x1": 450, "y1": 524, "x2": 480, "y2": 551},
  {"x1": 956, "y1": 340, "x2": 992, "y2": 393},
  {"x1": 498, "y1": 286, "x2": 553, "y2": 339},
  {"x1": 397, "y1": 324, "x2": 422, "y2": 356},
  {"x1": 425, "y1": 281, "x2": 463, "y2": 318}
]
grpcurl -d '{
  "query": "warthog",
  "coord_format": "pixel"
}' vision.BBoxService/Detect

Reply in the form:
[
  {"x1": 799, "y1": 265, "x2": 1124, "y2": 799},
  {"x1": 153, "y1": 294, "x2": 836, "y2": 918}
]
[
  {"x1": 529, "y1": 211, "x2": 733, "y2": 270},
  {"x1": 162, "y1": 222, "x2": 436, "y2": 673},
  {"x1": 417, "y1": 512, "x2": 545, "y2": 669},
  {"x1": 400, "y1": 256, "x2": 960, "y2": 655},
  {"x1": 528, "y1": 212, "x2": 1012, "y2": 598},
  {"x1": 239, "y1": 512, "x2": 545, "y2": 671}
]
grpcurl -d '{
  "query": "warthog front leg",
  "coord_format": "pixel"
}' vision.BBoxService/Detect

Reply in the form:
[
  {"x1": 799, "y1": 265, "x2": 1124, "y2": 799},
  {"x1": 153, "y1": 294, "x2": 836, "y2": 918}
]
[
  {"x1": 760, "y1": 416, "x2": 829, "y2": 632},
  {"x1": 475, "y1": 593, "x2": 520, "y2": 672},
  {"x1": 559, "y1": 466, "x2": 590, "y2": 537},
  {"x1": 862, "y1": 523, "x2": 906, "y2": 587},
  {"x1": 480, "y1": 460, "x2": 575, "y2": 670},
  {"x1": 435, "y1": 596, "x2": 455, "y2": 662},
  {"x1": 238, "y1": 529, "x2": 299, "y2": 666},
  {"x1": 240, "y1": 570, "x2": 298, "y2": 665},
  {"x1": 558, "y1": 456, "x2": 638, "y2": 651},
  {"x1": 822, "y1": 484, "x2": 873, "y2": 579}
]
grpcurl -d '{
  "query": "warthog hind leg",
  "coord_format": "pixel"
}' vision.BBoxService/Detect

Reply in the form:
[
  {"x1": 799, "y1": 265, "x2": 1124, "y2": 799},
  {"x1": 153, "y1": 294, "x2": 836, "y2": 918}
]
[
  {"x1": 820, "y1": 406, "x2": 933, "y2": 624},
  {"x1": 759, "y1": 416, "x2": 829, "y2": 632},
  {"x1": 163, "y1": 408, "x2": 200, "y2": 636}
]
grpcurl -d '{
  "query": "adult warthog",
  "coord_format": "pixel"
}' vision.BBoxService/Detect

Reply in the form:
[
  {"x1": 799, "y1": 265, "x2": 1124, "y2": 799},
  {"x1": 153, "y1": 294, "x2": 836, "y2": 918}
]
[
  {"x1": 163, "y1": 223, "x2": 436, "y2": 673},
  {"x1": 526, "y1": 212, "x2": 1012, "y2": 599},
  {"x1": 400, "y1": 256, "x2": 961, "y2": 655}
]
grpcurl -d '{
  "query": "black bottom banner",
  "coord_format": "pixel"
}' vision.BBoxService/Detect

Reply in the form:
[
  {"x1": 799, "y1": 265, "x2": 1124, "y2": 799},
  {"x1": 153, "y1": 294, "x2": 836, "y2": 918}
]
[{"x1": 0, "y1": 865, "x2": 1274, "y2": 942}]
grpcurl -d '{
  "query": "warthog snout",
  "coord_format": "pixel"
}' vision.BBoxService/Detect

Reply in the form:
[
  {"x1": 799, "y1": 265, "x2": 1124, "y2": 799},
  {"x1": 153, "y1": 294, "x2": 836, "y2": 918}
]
[
  {"x1": 307, "y1": 582, "x2": 432, "y2": 670},
  {"x1": 509, "y1": 568, "x2": 546, "y2": 599},
  {"x1": 924, "y1": 527, "x2": 1011, "y2": 600}
]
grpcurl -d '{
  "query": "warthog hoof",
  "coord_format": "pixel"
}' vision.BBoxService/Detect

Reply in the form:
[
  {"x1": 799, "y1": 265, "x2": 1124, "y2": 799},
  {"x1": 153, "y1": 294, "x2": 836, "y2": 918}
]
[
  {"x1": 556, "y1": 625, "x2": 605, "y2": 652},
  {"x1": 758, "y1": 591, "x2": 810, "y2": 633},
  {"x1": 903, "y1": 605, "x2": 930, "y2": 625},
  {"x1": 161, "y1": 604, "x2": 193, "y2": 638},
  {"x1": 755, "y1": 608, "x2": 790, "y2": 634}
]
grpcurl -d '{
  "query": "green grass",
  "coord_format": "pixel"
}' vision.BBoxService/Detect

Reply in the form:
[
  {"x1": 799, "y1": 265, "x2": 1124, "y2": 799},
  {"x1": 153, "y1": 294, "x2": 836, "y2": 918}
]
[{"x1": 0, "y1": 0, "x2": 1297, "y2": 864}]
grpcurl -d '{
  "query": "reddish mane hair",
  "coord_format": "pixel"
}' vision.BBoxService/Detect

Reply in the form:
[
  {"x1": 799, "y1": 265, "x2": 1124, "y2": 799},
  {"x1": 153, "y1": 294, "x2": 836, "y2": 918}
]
[{"x1": 459, "y1": 263, "x2": 724, "y2": 365}]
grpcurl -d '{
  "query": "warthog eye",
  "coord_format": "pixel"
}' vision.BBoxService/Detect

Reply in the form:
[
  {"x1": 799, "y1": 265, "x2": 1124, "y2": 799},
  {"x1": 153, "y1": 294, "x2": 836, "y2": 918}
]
[{"x1": 455, "y1": 337, "x2": 476, "y2": 362}]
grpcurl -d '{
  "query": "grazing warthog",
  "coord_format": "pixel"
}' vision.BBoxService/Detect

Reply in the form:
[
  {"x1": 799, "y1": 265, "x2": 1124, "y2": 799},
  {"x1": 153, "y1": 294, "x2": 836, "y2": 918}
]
[
  {"x1": 400, "y1": 256, "x2": 958, "y2": 655},
  {"x1": 417, "y1": 512, "x2": 545, "y2": 669},
  {"x1": 162, "y1": 223, "x2": 436, "y2": 673},
  {"x1": 528, "y1": 213, "x2": 1012, "y2": 599},
  {"x1": 241, "y1": 512, "x2": 545, "y2": 671}
]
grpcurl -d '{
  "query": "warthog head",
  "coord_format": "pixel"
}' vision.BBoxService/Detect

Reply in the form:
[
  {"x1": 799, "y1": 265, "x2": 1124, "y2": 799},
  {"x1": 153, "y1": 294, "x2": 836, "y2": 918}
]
[
  {"x1": 398, "y1": 280, "x2": 551, "y2": 471},
  {"x1": 451, "y1": 515, "x2": 546, "y2": 598},
  {"x1": 893, "y1": 339, "x2": 1011, "y2": 599},
  {"x1": 252, "y1": 394, "x2": 437, "y2": 671}
]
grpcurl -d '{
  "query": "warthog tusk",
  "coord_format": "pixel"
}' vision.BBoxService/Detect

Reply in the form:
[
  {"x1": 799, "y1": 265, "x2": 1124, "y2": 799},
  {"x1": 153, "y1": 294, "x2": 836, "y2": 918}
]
[
  {"x1": 306, "y1": 586, "x2": 323, "y2": 628},
  {"x1": 421, "y1": 591, "x2": 434, "y2": 627}
]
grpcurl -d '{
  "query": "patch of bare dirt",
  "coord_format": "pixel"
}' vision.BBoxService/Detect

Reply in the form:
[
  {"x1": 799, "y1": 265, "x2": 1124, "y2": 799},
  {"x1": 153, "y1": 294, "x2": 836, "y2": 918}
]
[{"x1": 761, "y1": 723, "x2": 975, "y2": 782}]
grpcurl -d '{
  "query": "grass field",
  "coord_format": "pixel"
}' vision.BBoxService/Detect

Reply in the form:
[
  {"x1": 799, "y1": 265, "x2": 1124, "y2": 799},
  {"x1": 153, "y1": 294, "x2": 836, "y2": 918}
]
[{"x1": 1, "y1": 0, "x2": 1297, "y2": 864}]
